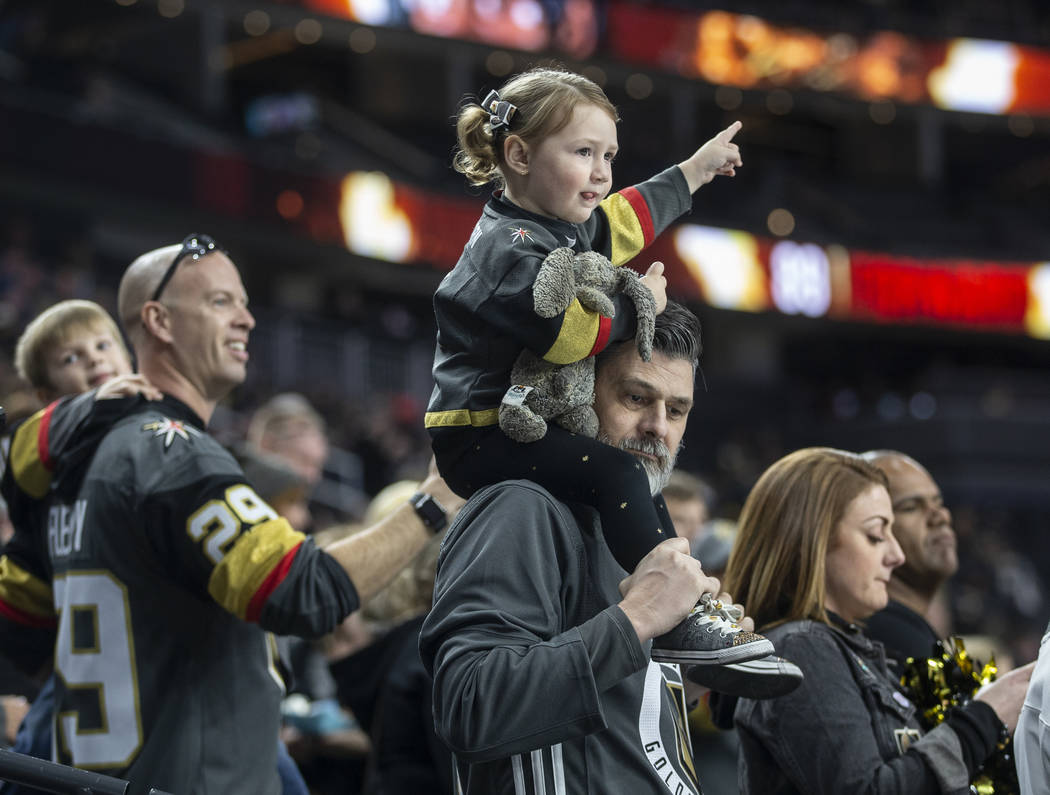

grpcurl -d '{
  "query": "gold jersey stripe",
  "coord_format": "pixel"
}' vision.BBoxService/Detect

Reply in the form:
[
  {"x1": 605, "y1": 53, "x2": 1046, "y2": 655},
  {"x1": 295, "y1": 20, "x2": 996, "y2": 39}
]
[
  {"x1": 0, "y1": 556, "x2": 54, "y2": 618},
  {"x1": 208, "y1": 518, "x2": 304, "y2": 620},
  {"x1": 601, "y1": 192, "x2": 647, "y2": 266},
  {"x1": 542, "y1": 298, "x2": 599, "y2": 364},
  {"x1": 424, "y1": 408, "x2": 500, "y2": 428},
  {"x1": 10, "y1": 408, "x2": 52, "y2": 499}
]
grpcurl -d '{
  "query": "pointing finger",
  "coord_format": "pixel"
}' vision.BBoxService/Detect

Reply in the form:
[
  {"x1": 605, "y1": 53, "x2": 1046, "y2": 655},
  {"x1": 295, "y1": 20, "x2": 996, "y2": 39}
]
[{"x1": 717, "y1": 120, "x2": 743, "y2": 143}]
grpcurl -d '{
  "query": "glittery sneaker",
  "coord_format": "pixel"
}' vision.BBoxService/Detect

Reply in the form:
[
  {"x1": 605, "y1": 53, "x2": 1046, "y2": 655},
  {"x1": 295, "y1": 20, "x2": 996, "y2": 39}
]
[
  {"x1": 687, "y1": 654, "x2": 804, "y2": 699},
  {"x1": 650, "y1": 593, "x2": 774, "y2": 666}
]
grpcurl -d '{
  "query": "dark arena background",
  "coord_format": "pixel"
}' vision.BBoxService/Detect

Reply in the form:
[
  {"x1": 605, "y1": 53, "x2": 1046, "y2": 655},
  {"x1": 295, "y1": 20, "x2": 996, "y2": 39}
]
[{"x1": 1, "y1": 0, "x2": 1049, "y2": 791}]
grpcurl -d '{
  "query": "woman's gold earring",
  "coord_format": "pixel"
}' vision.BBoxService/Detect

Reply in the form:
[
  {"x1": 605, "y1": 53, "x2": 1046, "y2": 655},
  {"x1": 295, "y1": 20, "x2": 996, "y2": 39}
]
[{"x1": 521, "y1": 169, "x2": 529, "y2": 176}]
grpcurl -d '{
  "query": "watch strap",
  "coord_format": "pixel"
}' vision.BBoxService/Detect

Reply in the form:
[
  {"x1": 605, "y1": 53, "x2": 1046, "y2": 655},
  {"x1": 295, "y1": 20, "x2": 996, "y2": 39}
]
[{"x1": 410, "y1": 491, "x2": 448, "y2": 533}]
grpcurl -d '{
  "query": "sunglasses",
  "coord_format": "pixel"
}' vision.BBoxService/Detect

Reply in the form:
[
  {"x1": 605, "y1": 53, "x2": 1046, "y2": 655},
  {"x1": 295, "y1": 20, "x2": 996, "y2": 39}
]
[{"x1": 151, "y1": 233, "x2": 226, "y2": 302}]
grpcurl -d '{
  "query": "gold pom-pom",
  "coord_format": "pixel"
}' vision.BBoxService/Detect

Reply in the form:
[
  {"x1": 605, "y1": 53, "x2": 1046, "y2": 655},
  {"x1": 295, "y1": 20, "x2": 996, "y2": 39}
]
[{"x1": 900, "y1": 637, "x2": 1015, "y2": 795}]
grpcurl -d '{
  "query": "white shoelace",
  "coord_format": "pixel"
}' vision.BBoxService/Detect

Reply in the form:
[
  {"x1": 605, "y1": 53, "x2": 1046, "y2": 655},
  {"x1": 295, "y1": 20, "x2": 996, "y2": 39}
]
[{"x1": 689, "y1": 593, "x2": 744, "y2": 637}]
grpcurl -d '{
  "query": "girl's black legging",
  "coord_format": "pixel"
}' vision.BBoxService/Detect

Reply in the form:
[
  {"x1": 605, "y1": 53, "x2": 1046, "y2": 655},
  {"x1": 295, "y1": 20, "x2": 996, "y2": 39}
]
[{"x1": 431, "y1": 424, "x2": 676, "y2": 572}]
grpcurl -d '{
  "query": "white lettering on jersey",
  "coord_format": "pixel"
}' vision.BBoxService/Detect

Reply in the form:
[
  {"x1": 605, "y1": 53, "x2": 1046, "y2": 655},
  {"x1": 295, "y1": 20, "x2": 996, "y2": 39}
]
[
  {"x1": 639, "y1": 663, "x2": 699, "y2": 794},
  {"x1": 48, "y1": 500, "x2": 88, "y2": 559}
]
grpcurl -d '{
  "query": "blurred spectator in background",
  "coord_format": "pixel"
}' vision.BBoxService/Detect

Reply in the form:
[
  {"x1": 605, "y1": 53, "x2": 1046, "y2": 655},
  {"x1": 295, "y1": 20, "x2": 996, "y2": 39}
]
[
  {"x1": 351, "y1": 393, "x2": 431, "y2": 497},
  {"x1": 248, "y1": 392, "x2": 330, "y2": 488},
  {"x1": 662, "y1": 469, "x2": 714, "y2": 546},
  {"x1": 248, "y1": 391, "x2": 367, "y2": 529},
  {"x1": 662, "y1": 469, "x2": 738, "y2": 577},
  {"x1": 233, "y1": 447, "x2": 369, "y2": 795},
  {"x1": 0, "y1": 219, "x2": 46, "y2": 335},
  {"x1": 271, "y1": 468, "x2": 464, "y2": 795},
  {"x1": 326, "y1": 475, "x2": 464, "y2": 795},
  {"x1": 954, "y1": 505, "x2": 1045, "y2": 667},
  {"x1": 861, "y1": 450, "x2": 959, "y2": 675},
  {"x1": 236, "y1": 444, "x2": 314, "y2": 534},
  {"x1": 359, "y1": 479, "x2": 461, "y2": 795}
]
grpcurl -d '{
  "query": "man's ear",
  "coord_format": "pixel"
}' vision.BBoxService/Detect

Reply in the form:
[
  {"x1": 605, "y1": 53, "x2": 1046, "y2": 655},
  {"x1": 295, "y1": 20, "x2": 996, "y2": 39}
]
[
  {"x1": 140, "y1": 302, "x2": 175, "y2": 345},
  {"x1": 503, "y1": 135, "x2": 529, "y2": 176}
]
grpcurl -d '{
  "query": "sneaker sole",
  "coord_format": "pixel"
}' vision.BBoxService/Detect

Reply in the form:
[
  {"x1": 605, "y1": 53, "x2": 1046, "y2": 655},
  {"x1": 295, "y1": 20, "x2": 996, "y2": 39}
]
[
  {"x1": 650, "y1": 637, "x2": 774, "y2": 666},
  {"x1": 686, "y1": 656, "x2": 804, "y2": 699}
]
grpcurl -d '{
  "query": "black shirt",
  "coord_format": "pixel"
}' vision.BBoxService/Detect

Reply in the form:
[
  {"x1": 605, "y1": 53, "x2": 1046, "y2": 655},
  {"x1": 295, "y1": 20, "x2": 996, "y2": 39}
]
[{"x1": 865, "y1": 599, "x2": 942, "y2": 678}]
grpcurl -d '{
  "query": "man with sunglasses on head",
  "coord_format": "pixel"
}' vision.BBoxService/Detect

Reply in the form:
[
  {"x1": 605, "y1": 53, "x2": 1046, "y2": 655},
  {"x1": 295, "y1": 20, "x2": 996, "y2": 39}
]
[{"x1": 0, "y1": 235, "x2": 460, "y2": 795}]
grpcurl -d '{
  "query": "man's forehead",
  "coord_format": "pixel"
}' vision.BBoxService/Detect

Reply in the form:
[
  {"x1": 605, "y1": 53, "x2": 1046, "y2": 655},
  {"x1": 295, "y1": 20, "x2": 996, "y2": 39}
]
[
  {"x1": 613, "y1": 354, "x2": 697, "y2": 403},
  {"x1": 885, "y1": 457, "x2": 938, "y2": 495}
]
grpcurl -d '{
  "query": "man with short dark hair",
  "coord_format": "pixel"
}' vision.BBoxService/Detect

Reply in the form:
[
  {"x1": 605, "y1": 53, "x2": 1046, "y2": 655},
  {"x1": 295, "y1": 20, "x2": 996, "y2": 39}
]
[{"x1": 421, "y1": 301, "x2": 756, "y2": 793}]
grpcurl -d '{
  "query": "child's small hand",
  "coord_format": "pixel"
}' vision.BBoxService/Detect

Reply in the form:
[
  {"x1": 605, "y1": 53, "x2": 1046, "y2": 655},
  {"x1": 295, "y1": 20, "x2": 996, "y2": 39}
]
[
  {"x1": 680, "y1": 120, "x2": 743, "y2": 193},
  {"x1": 640, "y1": 262, "x2": 667, "y2": 315},
  {"x1": 95, "y1": 374, "x2": 163, "y2": 402}
]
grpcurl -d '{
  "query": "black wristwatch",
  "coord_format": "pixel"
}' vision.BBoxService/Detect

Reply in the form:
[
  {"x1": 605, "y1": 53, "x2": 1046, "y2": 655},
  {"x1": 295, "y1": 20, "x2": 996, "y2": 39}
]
[{"x1": 410, "y1": 492, "x2": 448, "y2": 534}]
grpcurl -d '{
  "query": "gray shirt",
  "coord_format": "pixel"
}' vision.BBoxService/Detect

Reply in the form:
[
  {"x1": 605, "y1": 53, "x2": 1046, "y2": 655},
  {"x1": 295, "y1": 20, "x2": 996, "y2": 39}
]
[
  {"x1": 1016, "y1": 621, "x2": 1050, "y2": 793},
  {"x1": 420, "y1": 479, "x2": 701, "y2": 794}
]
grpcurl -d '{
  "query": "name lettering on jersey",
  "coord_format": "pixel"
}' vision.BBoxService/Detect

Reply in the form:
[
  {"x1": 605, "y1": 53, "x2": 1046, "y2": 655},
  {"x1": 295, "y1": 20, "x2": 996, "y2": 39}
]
[
  {"x1": 48, "y1": 500, "x2": 88, "y2": 559},
  {"x1": 639, "y1": 663, "x2": 699, "y2": 794},
  {"x1": 141, "y1": 417, "x2": 201, "y2": 449},
  {"x1": 508, "y1": 226, "x2": 534, "y2": 245}
]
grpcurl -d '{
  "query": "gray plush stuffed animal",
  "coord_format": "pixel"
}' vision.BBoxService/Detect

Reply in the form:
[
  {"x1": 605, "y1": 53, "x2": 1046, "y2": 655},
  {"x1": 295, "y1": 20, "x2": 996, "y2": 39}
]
[{"x1": 499, "y1": 247, "x2": 657, "y2": 443}]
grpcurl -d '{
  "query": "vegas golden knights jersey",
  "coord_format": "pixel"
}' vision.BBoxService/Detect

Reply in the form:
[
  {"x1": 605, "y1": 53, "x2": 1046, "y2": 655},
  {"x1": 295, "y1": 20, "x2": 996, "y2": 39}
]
[{"x1": 0, "y1": 394, "x2": 358, "y2": 795}]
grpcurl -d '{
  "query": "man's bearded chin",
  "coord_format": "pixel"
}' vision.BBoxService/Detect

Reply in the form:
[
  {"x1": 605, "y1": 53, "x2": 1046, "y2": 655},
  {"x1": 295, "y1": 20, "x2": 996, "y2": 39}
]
[{"x1": 597, "y1": 432, "x2": 678, "y2": 496}]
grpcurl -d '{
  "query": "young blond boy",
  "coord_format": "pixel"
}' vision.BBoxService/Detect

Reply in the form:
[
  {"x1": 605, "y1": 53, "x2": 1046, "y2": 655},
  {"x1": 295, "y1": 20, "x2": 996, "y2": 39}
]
[
  {"x1": 1, "y1": 300, "x2": 155, "y2": 793},
  {"x1": 14, "y1": 299, "x2": 135, "y2": 403}
]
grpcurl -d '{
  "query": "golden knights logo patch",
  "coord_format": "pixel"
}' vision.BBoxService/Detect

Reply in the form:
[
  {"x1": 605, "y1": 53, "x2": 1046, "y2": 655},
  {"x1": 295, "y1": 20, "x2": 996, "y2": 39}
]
[
  {"x1": 508, "y1": 226, "x2": 534, "y2": 245},
  {"x1": 142, "y1": 418, "x2": 201, "y2": 449}
]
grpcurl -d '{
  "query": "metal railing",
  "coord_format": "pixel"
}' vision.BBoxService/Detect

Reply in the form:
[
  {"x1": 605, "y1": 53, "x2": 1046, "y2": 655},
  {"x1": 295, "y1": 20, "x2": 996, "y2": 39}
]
[{"x1": 0, "y1": 748, "x2": 171, "y2": 794}]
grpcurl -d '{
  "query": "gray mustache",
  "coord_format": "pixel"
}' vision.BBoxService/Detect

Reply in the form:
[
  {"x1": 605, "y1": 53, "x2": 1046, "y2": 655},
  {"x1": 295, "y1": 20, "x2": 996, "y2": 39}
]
[{"x1": 620, "y1": 438, "x2": 671, "y2": 464}]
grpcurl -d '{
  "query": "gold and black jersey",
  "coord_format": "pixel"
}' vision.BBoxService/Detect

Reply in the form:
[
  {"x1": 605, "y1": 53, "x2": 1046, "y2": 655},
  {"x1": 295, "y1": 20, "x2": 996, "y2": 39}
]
[
  {"x1": 0, "y1": 394, "x2": 358, "y2": 795},
  {"x1": 425, "y1": 166, "x2": 692, "y2": 431}
]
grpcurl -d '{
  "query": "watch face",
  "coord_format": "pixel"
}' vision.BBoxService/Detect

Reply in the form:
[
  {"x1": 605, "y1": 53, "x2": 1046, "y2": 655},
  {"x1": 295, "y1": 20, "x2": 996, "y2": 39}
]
[{"x1": 413, "y1": 494, "x2": 447, "y2": 532}]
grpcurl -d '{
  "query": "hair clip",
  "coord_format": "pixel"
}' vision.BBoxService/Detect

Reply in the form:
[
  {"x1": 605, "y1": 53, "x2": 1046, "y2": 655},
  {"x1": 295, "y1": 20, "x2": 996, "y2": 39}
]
[{"x1": 481, "y1": 89, "x2": 517, "y2": 131}]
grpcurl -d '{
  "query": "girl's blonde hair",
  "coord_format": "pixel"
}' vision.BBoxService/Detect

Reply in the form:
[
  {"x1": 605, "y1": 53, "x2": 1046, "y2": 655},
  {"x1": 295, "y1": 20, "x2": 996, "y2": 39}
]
[
  {"x1": 722, "y1": 447, "x2": 888, "y2": 631},
  {"x1": 453, "y1": 66, "x2": 618, "y2": 187},
  {"x1": 14, "y1": 300, "x2": 130, "y2": 392}
]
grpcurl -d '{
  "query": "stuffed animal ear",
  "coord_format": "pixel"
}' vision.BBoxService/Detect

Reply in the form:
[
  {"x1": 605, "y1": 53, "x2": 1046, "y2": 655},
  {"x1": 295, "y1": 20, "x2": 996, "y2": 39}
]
[
  {"x1": 574, "y1": 251, "x2": 617, "y2": 315},
  {"x1": 532, "y1": 247, "x2": 578, "y2": 318},
  {"x1": 575, "y1": 286, "x2": 616, "y2": 317},
  {"x1": 618, "y1": 268, "x2": 656, "y2": 362}
]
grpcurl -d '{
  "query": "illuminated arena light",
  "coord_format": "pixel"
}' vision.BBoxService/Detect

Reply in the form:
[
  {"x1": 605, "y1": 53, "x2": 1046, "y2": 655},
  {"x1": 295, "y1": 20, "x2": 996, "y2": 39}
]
[{"x1": 329, "y1": 169, "x2": 1050, "y2": 338}]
